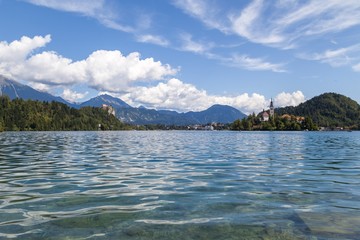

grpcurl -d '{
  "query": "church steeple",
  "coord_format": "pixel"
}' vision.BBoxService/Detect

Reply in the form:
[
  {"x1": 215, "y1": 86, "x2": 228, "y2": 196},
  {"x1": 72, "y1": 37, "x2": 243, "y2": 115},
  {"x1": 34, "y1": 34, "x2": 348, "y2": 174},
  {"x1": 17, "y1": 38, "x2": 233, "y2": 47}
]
[{"x1": 269, "y1": 98, "x2": 274, "y2": 117}]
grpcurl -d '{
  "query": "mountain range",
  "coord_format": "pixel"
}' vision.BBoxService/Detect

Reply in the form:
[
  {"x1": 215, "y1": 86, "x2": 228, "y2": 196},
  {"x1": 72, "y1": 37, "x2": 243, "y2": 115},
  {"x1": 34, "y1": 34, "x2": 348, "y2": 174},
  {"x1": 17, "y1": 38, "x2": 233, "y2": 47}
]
[{"x1": 0, "y1": 76, "x2": 247, "y2": 125}]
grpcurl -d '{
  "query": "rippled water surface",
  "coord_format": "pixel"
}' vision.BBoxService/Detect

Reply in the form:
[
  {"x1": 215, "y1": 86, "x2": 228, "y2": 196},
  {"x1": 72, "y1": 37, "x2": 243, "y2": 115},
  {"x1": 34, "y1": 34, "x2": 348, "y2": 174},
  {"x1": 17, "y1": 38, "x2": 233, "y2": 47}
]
[{"x1": 0, "y1": 131, "x2": 360, "y2": 239}]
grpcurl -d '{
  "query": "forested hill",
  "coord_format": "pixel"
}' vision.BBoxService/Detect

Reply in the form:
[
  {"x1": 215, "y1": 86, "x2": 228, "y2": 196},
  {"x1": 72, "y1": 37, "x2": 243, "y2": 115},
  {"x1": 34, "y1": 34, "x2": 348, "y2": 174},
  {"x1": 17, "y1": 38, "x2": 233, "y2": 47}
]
[
  {"x1": 0, "y1": 96, "x2": 130, "y2": 131},
  {"x1": 275, "y1": 93, "x2": 360, "y2": 129}
]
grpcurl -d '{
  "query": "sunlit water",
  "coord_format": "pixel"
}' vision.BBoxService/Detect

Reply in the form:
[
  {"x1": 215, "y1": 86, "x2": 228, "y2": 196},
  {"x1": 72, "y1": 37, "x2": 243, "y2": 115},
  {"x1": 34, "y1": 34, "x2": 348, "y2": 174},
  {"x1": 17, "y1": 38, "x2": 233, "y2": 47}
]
[{"x1": 0, "y1": 131, "x2": 359, "y2": 239}]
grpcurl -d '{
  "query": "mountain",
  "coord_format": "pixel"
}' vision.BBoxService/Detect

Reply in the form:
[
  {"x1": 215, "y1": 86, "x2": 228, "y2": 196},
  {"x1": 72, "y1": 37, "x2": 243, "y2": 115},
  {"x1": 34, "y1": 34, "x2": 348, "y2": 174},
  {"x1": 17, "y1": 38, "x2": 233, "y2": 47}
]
[
  {"x1": 115, "y1": 107, "x2": 193, "y2": 125},
  {"x1": 184, "y1": 104, "x2": 247, "y2": 124},
  {"x1": 0, "y1": 76, "x2": 76, "y2": 107},
  {"x1": 275, "y1": 92, "x2": 360, "y2": 128},
  {"x1": 113, "y1": 105, "x2": 246, "y2": 125},
  {"x1": 0, "y1": 76, "x2": 247, "y2": 125},
  {"x1": 80, "y1": 94, "x2": 131, "y2": 108}
]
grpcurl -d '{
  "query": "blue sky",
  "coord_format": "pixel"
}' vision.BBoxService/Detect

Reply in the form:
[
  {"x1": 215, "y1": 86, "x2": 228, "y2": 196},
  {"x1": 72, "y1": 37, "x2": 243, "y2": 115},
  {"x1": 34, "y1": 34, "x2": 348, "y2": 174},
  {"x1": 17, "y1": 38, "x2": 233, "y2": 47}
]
[{"x1": 0, "y1": 0, "x2": 360, "y2": 113}]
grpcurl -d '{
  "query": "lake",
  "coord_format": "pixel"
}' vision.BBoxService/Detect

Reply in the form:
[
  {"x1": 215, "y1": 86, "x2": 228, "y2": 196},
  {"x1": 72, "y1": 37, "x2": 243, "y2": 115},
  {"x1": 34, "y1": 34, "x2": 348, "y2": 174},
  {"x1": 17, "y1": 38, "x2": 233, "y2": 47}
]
[{"x1": 0, "y1": 131, "x2": 359, "y2": 239}]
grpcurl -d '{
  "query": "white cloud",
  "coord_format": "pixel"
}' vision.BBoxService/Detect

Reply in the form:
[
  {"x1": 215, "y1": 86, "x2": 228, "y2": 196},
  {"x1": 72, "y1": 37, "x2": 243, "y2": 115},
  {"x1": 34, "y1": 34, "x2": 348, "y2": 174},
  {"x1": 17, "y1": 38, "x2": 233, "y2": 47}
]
[
  {"x1": 235, "y1": 0, "x2": 360, "y2": 47},
  {"x1": 274, "y1": 91, "x2": 305, "y2": 107},
  {"x1": 26, "y1": 51, "x2": 87, "y2": 85},
  {"x1": 299, "y1": 43, "x2": 360, "y2": 69},
  {"x1": 230, "y1": 0, "x2": 284, "y2": 45},
  {"x1": 28, "y1": 82, "x2": 52, "y2": 92},
  {"x1": 120, "y1": 78, "x2": 287, "y2": 114},
  {"x1": 121, "y1": 78, "x2": 208, "y2": 111},
  {"x1": 85, "y1": 51, "x2": 177, "y2": 91},
  {"x1": 26, "y1": 0, "x2": 105, "y2": 15},
  {"x1": 225, "y1": 54, "x2": 286, "y2": 72},
  {"x1": 62, "y1": 88, "x2": 88, "y2": 103},
  {"x1": 25, "y1": 0, "x2": 134, "y2": 32},
  {"x1": 174, "y1": 0, "x2": 360, "y2": 48},
  {"x1": 179, "y1": 33, "x2": 213, "y2": 54},
  {"x1": 136, "y1": 34, "x2": 169, "y2": 47},
  {"x1": 172, "y1": 0, "x2": 228, "y2": 33},
  {"x1": 276, "y1": 1, "x2": 360, "y2": 36},
  {"x1": 0, "y1": 35, "x2": 178, "y2": 92},
  {"x1": 0, "y1": 35, "x2": 51, "y2": 62}
]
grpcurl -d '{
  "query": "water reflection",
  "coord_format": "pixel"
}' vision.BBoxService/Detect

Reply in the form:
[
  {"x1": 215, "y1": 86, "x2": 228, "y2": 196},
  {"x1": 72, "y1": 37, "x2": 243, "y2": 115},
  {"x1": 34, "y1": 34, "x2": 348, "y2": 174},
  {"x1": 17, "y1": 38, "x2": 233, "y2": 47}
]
[{"x1": 0, "y1": 131, "x2": 359, "y2": 239}]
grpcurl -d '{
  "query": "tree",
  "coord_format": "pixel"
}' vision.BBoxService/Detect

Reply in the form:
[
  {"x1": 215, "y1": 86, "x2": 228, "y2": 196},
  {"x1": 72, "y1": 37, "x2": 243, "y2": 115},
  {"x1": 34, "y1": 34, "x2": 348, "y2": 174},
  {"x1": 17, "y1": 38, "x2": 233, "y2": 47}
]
[
  {"x1": 302, "y1": 116, "x2": 318, "y2": 131},
  {"x1": 231, "y1": 119, "x2": 243, "y2": 130}
]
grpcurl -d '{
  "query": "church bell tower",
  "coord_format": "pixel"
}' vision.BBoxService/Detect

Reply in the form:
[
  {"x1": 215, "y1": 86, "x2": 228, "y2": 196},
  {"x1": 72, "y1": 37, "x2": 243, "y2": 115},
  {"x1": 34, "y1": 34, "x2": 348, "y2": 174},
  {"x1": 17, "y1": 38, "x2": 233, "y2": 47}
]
[{"x1": 269, "y1": 98, "x2": 274, "y2": 117}]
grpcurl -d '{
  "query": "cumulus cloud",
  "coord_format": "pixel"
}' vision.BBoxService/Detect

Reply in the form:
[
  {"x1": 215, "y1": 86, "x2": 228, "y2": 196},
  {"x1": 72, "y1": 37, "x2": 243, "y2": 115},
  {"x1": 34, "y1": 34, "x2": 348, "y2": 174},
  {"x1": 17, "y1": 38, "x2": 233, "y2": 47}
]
[
  {"x1": 25, "y1": 51, "x2": 87, "y2": 85},
  {"x1": 0, "y1": 35, "x2": 51, "y2": 62},
  {"x1": 120, "y1": 78, "x2": 301, "y2": 114},
  {"x1": 84, "y1": 50, "x2": 177, "y2": 91},
  {"x1": 121, "y1": 78, "x2": 209, "y2": 111},
  {"x1": 62, "y1": 89, "x2": 89, "y2": 103},
  {"x1": 274, "y1": 91, "x2": 305, "y2": 107},
  {"x1": 0, "y1": 35, "x2": 51, "y2": 78},
  {"x1": 0, "y1": 35, "x2": 178, "y2": 92}
]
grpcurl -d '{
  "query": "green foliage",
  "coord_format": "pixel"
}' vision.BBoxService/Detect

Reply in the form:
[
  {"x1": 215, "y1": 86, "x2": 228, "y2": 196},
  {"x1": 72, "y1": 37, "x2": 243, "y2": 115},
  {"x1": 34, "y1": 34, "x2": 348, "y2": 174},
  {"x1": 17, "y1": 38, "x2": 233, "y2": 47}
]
[
  {"x1": 231, "y1": 114, "x2": 318, "y2": 131},
  {"x1": 0, "y1": 96, "x2": 131, "y2": 131},
  {"x1": 276, "y1": 93, "x2": 360, "y2": 129}
]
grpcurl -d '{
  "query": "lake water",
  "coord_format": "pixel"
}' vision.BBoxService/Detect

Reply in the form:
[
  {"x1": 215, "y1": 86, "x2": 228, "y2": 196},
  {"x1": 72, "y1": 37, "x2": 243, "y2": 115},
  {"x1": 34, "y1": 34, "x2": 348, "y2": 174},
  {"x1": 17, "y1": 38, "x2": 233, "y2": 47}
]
[{"x1": 0, "y1": 131, "x2": 359, "y2": 239}]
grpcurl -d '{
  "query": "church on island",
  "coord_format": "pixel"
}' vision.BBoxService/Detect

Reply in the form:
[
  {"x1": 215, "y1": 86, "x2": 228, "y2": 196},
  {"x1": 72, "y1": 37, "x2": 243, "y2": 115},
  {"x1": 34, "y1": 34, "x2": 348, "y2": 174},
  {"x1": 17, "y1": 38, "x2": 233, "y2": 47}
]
[{"x1": 259, "y1": 99, "x2": 274, "y2": 122}]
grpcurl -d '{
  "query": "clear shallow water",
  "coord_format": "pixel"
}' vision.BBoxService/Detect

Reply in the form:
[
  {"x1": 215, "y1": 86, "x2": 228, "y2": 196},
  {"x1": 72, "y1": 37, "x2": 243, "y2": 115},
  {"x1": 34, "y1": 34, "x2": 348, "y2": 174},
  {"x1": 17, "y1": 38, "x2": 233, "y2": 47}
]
[{"x1": 0, "y1": 131, "x2": 359, "y2": 240}]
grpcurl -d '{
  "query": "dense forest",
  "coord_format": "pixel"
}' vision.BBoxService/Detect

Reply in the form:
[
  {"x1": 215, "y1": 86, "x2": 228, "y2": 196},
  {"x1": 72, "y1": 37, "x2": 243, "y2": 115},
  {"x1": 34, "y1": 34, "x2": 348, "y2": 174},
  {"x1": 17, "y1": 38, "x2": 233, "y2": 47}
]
[
  {"x1": 275, "y1": 93, "x2": 360, "y2": 129},
  {"x1": 0, "y1": 96, "x2": 131, "y2": 131},
  {"x1": 231, "y1": 113, "x2": 318, "y2": 131}
]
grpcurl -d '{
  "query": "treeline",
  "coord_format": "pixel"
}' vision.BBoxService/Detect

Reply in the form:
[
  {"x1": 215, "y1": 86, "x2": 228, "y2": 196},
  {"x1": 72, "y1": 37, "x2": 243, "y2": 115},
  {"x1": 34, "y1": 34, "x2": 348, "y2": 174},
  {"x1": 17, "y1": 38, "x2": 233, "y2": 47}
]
[
  {"x1": 0, "y1": 96, "x2": 131, "y2": 131},
  {"x1": 231, "y1": 113, "x2": 318, "y2": 131}
]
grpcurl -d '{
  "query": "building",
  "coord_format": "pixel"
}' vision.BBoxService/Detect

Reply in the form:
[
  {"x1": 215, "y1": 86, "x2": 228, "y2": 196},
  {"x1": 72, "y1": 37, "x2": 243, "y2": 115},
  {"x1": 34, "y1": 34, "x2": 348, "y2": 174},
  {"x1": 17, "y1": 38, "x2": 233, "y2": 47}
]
[
  {"x1": 280, "y1": 114, "x2": 304, "y2": 123},
  {"x1": 260, "y1": 111, "x2": 269, "y2": 122},
  {"x1": 259, "y1": 99, "x2": 274, "y2": 122},
  {"x1": 102, "y1": 104, "x2": 116, "y2": 116}
]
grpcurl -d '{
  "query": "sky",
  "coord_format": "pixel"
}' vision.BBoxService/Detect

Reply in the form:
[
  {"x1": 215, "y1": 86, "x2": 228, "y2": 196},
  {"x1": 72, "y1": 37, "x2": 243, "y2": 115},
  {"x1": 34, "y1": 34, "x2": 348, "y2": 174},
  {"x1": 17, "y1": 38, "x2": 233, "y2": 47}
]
[{"x1": 0, "y1": 0, "x2": 360, "y2": 114}]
